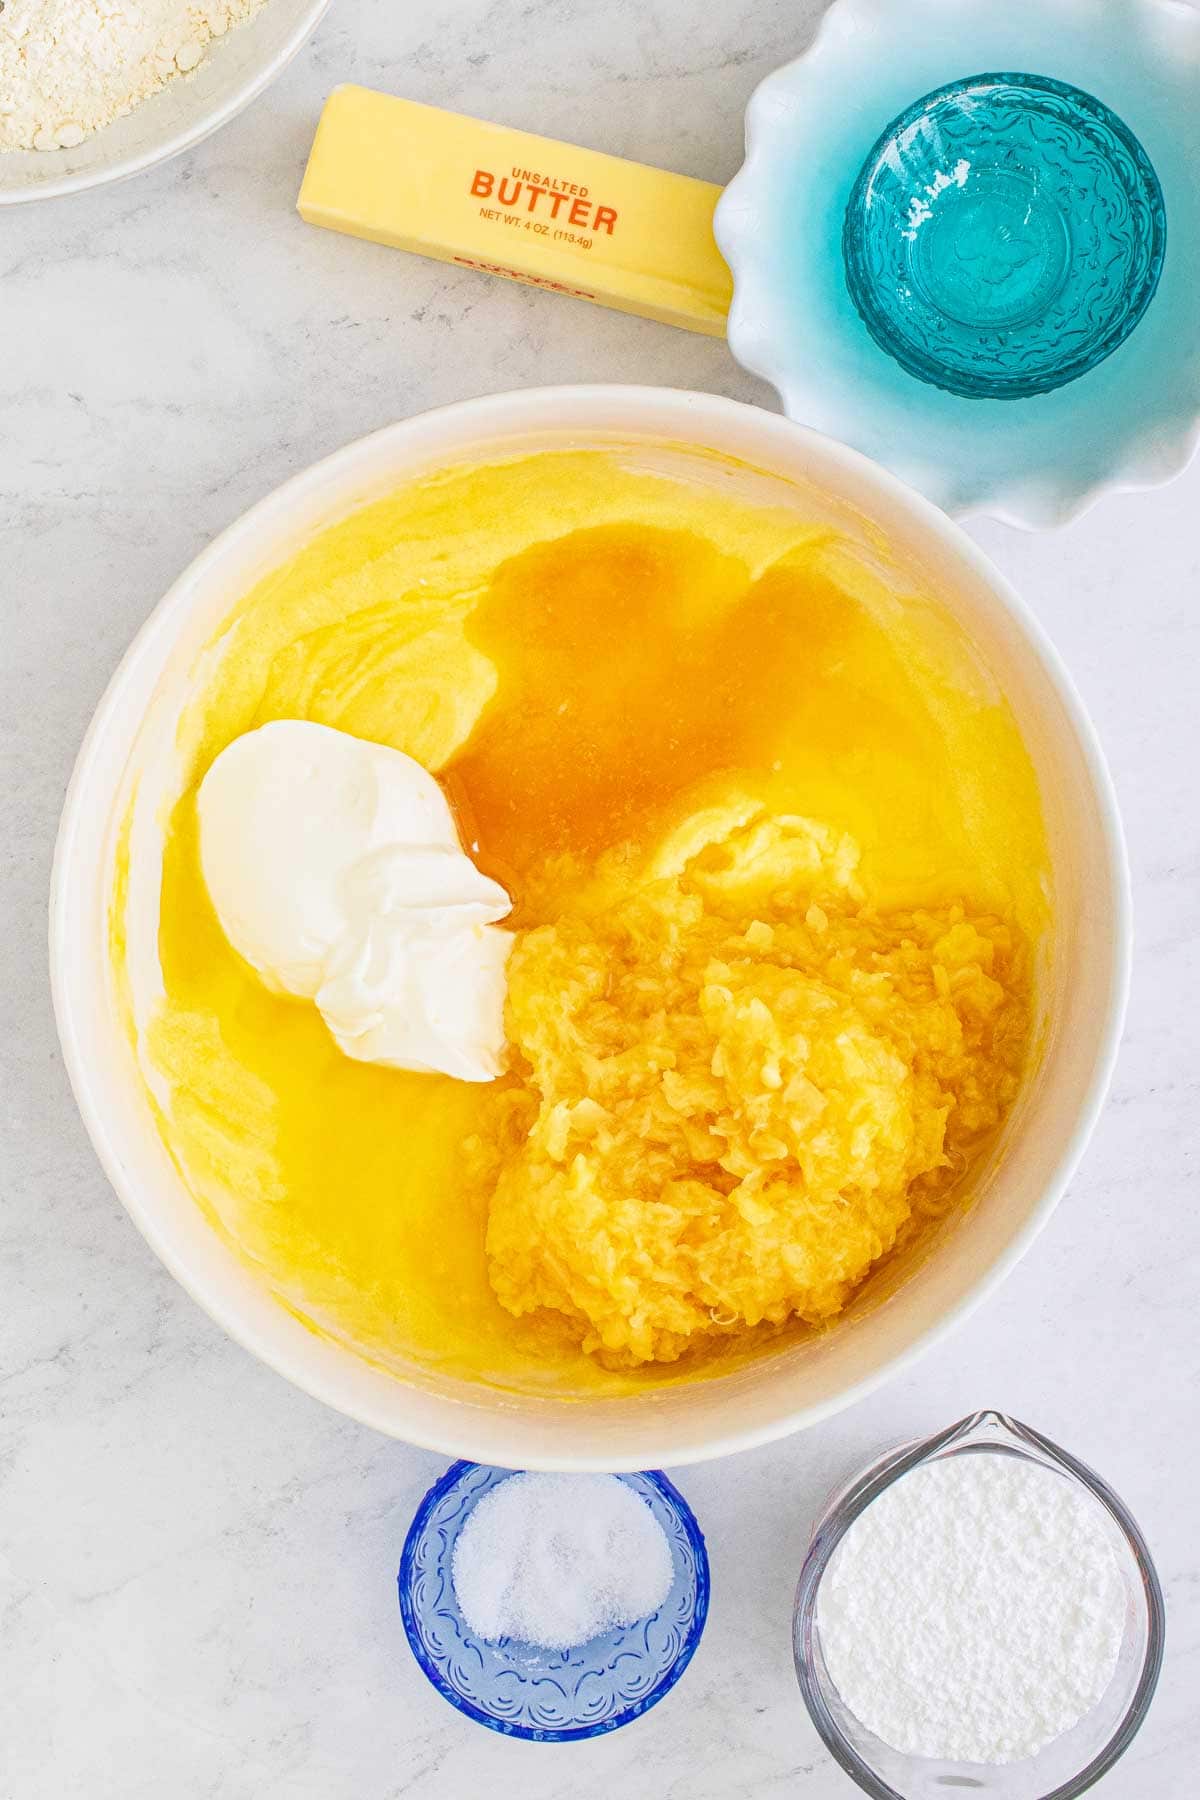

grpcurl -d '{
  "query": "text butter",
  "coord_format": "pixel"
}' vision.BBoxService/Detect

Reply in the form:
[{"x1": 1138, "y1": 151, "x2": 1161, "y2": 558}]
[{"x1": 298, "y1": 87, "x2": 733, "y2": 335}]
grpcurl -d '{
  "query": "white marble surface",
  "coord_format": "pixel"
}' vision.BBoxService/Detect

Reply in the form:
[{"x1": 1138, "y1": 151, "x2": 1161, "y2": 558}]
[{"x1": 2, "y1": 1, "x2": 1197, "y2": 1794}]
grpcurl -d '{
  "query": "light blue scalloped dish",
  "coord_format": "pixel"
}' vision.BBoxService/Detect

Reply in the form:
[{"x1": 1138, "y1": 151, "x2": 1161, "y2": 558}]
[
  {"x1": 715, "y1": 0, "x2": 1200, "y2": 526},
  {"x1": 398, "y1": 1462, "x2": 709, "y2": 1740}
]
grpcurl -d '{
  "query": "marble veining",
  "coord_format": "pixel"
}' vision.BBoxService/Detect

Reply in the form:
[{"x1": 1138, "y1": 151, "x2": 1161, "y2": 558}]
[{"x1": 1, "y1": 1, "x2": 1197, "y2": 1794}]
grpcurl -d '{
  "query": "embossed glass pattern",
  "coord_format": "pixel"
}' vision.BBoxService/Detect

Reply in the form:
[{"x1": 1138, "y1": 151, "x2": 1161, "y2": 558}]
[
  {"x1": 843, "y1": 73, "x2": 1167, "y2": 398},
  {"x1": 399, "y1": 1461, "x2": 709, "y2": 1740}
]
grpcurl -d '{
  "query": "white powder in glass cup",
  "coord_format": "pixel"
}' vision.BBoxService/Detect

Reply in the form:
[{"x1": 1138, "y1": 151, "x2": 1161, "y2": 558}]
[{"x1": 818, "y1": 1452, "x2": 1126, "y2": 1764}]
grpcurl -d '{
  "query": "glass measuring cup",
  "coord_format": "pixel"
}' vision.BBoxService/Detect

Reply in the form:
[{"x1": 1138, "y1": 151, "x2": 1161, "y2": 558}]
[{"x1": 793, "y1": 1410, "x2": 1164, "y2": 1798}]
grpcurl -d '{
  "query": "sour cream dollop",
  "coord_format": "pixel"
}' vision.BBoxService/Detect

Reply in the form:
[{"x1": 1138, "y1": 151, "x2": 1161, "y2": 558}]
[{"x1": 197, "y1": 720, "x2": 511, "y2": 1081}]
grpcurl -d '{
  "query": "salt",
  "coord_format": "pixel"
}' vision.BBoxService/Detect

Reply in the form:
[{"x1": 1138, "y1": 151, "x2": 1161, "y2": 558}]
[
  {"x1": 818, "y1": 1452, "x2": 1127, "y2": 1765},
  {"x1": 451, "y1": 1472, "x2": 675, "y2": 1651}
]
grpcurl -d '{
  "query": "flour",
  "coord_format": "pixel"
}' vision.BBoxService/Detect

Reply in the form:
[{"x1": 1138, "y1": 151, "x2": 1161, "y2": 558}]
[
  {"x1": 0, "y1": 0, "x2": 268, "y2": 151},
  {"x1": 818, "y1": 1452, "x2": 1126, "y2": 1764}
]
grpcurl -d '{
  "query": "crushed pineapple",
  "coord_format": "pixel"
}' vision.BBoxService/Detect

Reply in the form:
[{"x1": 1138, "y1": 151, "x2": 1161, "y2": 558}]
[{"x1": 482, "y1": 804, "x2": 1030, "y2": 1366}]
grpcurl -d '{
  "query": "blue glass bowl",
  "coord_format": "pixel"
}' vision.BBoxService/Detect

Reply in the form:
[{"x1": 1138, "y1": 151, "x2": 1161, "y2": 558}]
[
  {"x1": 398, "y1": 1462, "x2": 710, "y2": 1741},
  {"x1": 842, "y1": 71, "x2": 1167, "y2": 399}
]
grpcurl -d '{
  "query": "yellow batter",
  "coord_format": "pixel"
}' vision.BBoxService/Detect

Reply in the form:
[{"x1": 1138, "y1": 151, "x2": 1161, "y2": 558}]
[{"x1": 127, "y1": 448, "x2": 1048, "y2": 1394}]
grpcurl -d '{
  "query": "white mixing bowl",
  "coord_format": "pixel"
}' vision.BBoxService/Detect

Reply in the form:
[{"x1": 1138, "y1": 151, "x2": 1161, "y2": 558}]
[
  {"x1": 0, "y1": 0, "x2": 328, "y2": 205},
  {"x1": 50, "y1": 387, "x2": 1129, "y2": 1469}
]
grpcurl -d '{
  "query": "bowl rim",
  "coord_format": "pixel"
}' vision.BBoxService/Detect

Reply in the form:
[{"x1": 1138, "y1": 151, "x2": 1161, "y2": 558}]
[
  {"x1": 48, "y1": 384, "x2": 1132, "y2": 1468},
  {"x1": 397, "y1": 1461, "x2": 711, "y2": 1740},
  {"x1": 0, "y1": 0, "x2": 330, "y2": 206},
  {"x1": 792, "y1": 1410, "x2": 1166, "y2": 1797}
]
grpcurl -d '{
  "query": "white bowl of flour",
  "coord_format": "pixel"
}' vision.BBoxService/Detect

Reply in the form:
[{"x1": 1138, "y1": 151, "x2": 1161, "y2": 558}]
[{"x1": 0, "y1": 0, "x2": 329, "y2": 203}]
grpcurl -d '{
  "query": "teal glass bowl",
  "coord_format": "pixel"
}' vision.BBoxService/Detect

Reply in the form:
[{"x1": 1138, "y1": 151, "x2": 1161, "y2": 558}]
[
  {"x1": 843, "y1": 72, "x2": 1166, "y2": 399},
  {"x1": 714, "y1": 0, "x2": 1200, "y2": 525}
]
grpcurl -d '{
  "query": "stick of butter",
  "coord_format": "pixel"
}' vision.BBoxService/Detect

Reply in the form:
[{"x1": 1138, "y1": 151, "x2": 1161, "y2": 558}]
[{"x1": 298, "y1": 86, "x2": 733, "y2": 336}]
